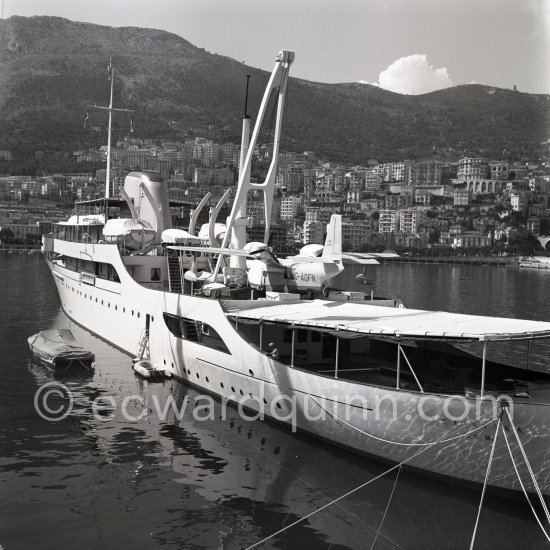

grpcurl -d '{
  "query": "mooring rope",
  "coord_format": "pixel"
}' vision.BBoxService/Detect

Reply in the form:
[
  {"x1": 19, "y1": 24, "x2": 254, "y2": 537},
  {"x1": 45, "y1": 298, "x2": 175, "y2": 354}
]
[
  {"x1": 369, "y1": 465, "x2": 401, "y2": 550},
  {"x1": 468, "y1": 414, "x2": 502, "y2": 550},
  {"x1": 504, "y1": 407, "x2": 550, "y2": 525},
  {"x1": 501, "y1": 423, "x2": 550, "y2": 544},
  {"x1": 243, "y1": 413, "x2": 498, "y2": 550},
  {"x1": 309, "y1": 395, "x2": 496, "y2": 447}
]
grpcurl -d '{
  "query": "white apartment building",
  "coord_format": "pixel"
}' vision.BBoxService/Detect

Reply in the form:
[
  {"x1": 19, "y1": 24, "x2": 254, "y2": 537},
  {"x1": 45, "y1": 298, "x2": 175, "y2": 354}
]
[
  {"x1": 378, "y1": 210, "x2": 399, "y2": 234},
  {"x1": 303, "y1": 220, "x2": 326, "y2": 244},
  {"x1": 511, "y1": 191, "x2": 527, "y2": 213},
  {"x1": 399, "y1": 209, "x2": 428, "y2": 234},
  {"x1": 457, "y1": 157, "x2": 489, "y2": 179},
  {"x1": 280, "y1": 195, "x2": 302, "y2": 220}
]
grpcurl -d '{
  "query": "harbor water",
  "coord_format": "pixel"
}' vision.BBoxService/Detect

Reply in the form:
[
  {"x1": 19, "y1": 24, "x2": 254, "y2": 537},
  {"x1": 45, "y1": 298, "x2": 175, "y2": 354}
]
[{"x1": 1, "y1": 253, "x2": 549, "y2": 549}]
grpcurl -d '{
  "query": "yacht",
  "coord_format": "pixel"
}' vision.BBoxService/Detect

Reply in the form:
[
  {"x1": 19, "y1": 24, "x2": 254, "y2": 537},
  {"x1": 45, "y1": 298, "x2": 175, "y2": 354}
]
[{"x1": 42, "y1": 50, "x2": 550, "y2": 498}]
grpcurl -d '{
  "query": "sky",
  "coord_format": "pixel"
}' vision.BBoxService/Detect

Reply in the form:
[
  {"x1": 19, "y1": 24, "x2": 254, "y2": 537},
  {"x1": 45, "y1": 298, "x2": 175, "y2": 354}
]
[{"x1": 2, "y1": 0, "x2": 549, "y2": 95}]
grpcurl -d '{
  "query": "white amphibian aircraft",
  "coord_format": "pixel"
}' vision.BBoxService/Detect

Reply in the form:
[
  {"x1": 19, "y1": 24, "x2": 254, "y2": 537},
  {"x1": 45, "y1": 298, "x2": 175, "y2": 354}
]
[
  {"x1": 247, "y1": 214, "x2": 352, "y2": 294},
  {"x1": 169, "y1": 214, "x2": 381, "y2": 295}
]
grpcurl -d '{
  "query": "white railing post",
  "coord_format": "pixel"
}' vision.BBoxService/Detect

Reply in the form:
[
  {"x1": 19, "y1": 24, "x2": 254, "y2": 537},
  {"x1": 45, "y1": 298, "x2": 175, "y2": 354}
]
[
  {"x1": 335, "y1": 337, "x2": 340, "y2": 378},
  {"x1": 396, "y1": 344, "x2": 401, "y2": 389},
  {"x1": 481, "y1": 340, "x2": 487, "y2": 397}
]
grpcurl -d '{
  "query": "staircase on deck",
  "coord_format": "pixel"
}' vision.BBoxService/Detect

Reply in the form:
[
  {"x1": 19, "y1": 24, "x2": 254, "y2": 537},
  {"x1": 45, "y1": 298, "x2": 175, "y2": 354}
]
[{"x1": 167, "y1": 256, "x2": 183, "y2": 293}]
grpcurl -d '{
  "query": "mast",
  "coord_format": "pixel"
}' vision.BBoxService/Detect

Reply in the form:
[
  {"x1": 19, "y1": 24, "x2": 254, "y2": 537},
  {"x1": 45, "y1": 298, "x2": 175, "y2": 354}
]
[
  {"x1": 106, "y1": 67, "x2": 114, "y2": 199},
  {"x1": 214, "y1": 50, "x2": 294, "y2": 280},
  {"x1": 230, "y1": 74, "x2": 251, "y2": 269},
  {"x1": 88, "y1": 58, "x2": 134, "y2": 201}
]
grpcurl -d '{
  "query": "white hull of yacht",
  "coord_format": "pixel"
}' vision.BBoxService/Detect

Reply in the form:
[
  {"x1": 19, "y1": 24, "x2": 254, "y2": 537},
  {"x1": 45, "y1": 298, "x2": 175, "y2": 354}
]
[{"x1": 43, "y1": 237, "x2": 550, "y2": 497}]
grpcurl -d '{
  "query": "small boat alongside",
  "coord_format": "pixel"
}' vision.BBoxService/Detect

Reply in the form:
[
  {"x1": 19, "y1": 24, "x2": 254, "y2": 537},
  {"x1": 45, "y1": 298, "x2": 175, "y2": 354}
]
[{"x1": 28, "y1": 329, "x2": 95, "y2": 371}]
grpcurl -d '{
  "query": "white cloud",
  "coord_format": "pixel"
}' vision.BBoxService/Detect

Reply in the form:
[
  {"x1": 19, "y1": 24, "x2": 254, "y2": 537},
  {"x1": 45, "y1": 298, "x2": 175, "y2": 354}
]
[{"x1": 372, "y1": 54, "x2": 453, "y2": 95}]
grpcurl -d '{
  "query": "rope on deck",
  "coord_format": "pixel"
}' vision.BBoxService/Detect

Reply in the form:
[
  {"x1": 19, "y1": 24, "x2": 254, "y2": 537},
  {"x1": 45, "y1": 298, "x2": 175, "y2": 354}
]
[{"x1": 243, "y1": 413, "x2": 498, "y2": 550}]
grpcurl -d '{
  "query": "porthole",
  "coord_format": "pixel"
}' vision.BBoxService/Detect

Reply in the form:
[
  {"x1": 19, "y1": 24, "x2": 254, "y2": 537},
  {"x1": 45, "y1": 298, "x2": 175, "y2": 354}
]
[
  {"x1": 276, "y1": 402, "x2": 282, "y2": 410},
  {"x1": 196, "y1": 373, "x2": 199, "y2": 379},
  {"x1": 108, "y1": 303, "x2": 110, "y2": 308},
  {"x1": 239, "y1": 389, "x2": 244, "y2": 396},
  {"x1": 101, "y1": 300, "x2": 104, "y2": 306},
  {"x1": 248, "y1": 369, "x2": 254, "y2": 377},
  {"x1": 231, "y1": 386, "x2": 235, "y2": 393},
  {"x1": 115, "y1": 305, "x2": 117, "y2": 311},
  {"x1": 187, "y1": 369, "x2": 191, "y2": 375},
  {"x1": 137, "y1": 312, "x2": 140, "y2": 318},
  {"x1": 151, "y1": 316, "x2": 154, "y2": 322},
  {"x1": 163, "y1": 359, "x2": 166, "y2": 365},
  {"x1": 96, "y1": 298, "x2": 98, "y2": 303},
  {"x1": 123, "y1": 307, "x2": 126, "y2": 313},
  {"x1": 263, "y1": 398, "x2": 267, "y2": 405},
  {"x1": 131, "y1": 310, "x2": 134, "y2": 316},
  {"x1": 205, "y1": 376, "x2": 209, "y2": 383},
  {"x1": 220, "y1": 382, "x2": 224, "y2": 389}
]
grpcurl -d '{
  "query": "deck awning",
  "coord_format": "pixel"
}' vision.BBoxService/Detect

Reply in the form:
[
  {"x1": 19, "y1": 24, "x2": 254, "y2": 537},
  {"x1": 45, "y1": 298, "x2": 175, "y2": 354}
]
[{"x1": 223, "y1": 299, "x2": 550, "y2": 342}]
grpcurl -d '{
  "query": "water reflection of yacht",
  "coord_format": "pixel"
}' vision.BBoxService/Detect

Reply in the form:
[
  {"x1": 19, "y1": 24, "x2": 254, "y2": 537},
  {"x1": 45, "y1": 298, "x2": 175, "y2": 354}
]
[{"x1": 41, "y1": 50, "x2": 550, "y2": 500}]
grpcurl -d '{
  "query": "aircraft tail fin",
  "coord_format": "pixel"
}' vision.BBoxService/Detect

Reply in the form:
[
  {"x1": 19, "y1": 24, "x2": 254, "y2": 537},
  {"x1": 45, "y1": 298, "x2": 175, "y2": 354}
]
[{"x1": 322, "y1": 214, "x2": 342, "y2": 263}]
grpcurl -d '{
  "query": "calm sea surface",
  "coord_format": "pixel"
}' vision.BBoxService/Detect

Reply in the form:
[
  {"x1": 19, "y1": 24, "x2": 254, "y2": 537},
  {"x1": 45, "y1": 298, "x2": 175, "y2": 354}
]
[{"x1": 1, "y1": 253, "x2": 550, "y2": 550}]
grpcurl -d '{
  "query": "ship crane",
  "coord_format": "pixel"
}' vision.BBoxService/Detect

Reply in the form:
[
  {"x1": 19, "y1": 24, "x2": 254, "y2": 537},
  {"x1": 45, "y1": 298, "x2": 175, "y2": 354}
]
[{"x1": 212, "y1": 50, "x2": 295, "y2": 283}]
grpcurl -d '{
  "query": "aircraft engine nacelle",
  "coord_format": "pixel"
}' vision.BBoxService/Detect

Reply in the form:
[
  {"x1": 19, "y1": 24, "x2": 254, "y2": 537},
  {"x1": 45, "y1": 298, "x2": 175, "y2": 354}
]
[
  {"x1": 299, "y1": 244, "x2": 324, "y2": 258},
  {"x1": 243, "y1": 242, "x2": 269, "y2": 254}
]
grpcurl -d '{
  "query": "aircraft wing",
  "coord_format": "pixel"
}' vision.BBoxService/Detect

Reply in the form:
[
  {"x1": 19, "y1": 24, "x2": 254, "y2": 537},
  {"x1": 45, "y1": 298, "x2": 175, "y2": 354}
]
[
  {"x1": 167, "y1": 245, "x2": 253, "y2": 258},
  {"x1": 341, "y1": 253, "x2": 380, "y2": 265},
  {"x1": 284, "y1": 255, "x2": 338, "y2": 264},
  {"x1": 369, "y1": 252, "x2": 400, "y2": 258}
]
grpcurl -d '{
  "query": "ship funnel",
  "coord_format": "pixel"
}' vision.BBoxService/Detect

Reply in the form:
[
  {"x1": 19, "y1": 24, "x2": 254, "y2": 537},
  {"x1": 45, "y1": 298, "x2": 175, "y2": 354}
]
[{"x1": 123, "y1": 171, "x2": 172, "y2": 239}]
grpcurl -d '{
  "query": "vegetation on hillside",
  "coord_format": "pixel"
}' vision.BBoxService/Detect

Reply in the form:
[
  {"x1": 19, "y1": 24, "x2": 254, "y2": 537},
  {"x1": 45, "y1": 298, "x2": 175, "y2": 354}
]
[{"x1": 0, "y1": 16, "x2": 549, "y2": 171}]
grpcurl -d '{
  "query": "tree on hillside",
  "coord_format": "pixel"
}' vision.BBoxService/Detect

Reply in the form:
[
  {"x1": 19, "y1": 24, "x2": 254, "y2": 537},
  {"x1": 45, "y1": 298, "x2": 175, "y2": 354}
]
[{"x1": 0, "y1": 228, "x2": 15, "y2": 243}]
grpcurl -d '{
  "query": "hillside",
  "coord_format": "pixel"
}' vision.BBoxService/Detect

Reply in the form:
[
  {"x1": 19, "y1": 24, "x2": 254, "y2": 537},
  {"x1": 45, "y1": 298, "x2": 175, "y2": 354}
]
[{"x1": 0, "y1": 15, "x2": 549, "y2": 172}]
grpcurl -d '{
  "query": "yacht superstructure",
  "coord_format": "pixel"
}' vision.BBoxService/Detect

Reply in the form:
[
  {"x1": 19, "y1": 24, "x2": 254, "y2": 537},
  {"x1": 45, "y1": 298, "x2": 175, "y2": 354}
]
[{"x1": 42, "y1": 51, "x2": 550, "y2": 498}]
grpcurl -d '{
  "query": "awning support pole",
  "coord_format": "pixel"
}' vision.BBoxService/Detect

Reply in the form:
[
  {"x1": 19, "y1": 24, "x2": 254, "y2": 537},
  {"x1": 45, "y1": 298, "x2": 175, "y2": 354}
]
[
  {"x1": 400, "y1": 346, "x2": 424, "y2": 393},
  {"x1": 396, "y1": 344, "x2": 401, "y2": 389},
  {"x1": 291, "y1": 328, "x2": 295, "y2": 368},
  {"x1": 481, "y1": 340, "x2": 487, "y2": 397},
  {"x1": 335, "y1": 337, "x2": 340, "y2": 379},
  {"x1": 526, "y1": 339, "x2": 531, "y2": 371}
]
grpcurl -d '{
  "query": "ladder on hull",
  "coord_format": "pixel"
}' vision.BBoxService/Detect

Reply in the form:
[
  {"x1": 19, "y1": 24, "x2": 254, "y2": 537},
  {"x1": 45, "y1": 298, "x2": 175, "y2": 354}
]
[{"x1": 136, "y1": 329, "x2": 150, "y2": 361}]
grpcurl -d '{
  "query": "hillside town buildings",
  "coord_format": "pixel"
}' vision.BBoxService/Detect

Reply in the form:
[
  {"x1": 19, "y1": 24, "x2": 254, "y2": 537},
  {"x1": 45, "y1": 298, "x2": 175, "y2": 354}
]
[{"x1": 1, "y1": 135, "x2": 550, "y2": 253}]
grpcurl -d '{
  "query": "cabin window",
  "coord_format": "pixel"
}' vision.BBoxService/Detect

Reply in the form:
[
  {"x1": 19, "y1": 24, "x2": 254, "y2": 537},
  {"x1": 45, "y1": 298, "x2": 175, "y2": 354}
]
[
  {"x1": 151, "y1": 268, "x2": 161, "y2": 282},
  {"x1": 163, "y1": 313, "x2": 182, "y2": 337},
  {"x1": 283, "y1": 329, "x2": 293, "y2": 343},
  {"x1": 297, "y1": 329, "x2": 308, "y2": 343},
  {"x1": 163, "y1": 313, "x2": 230, "y2": 354}
]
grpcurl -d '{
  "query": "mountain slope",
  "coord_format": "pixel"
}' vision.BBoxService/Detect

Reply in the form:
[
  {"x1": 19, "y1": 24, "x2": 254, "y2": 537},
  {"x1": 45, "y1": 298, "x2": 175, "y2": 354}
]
[{"x1": 0, "y1": 15, "x2": 548, "y2": 171}]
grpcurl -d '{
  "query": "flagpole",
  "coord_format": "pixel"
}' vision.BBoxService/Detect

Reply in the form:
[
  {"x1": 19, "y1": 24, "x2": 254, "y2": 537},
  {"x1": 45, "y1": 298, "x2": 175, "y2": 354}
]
[{"x1": 105, "y1": 67, "x2": 114, "y2": 199}]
